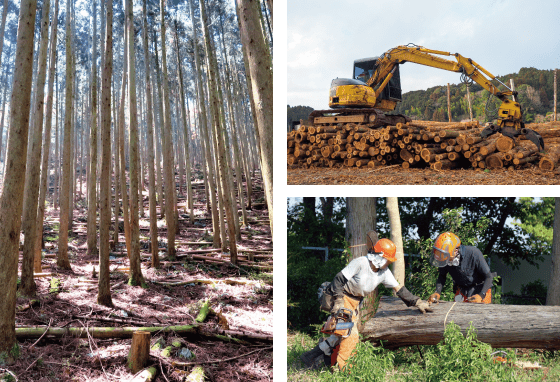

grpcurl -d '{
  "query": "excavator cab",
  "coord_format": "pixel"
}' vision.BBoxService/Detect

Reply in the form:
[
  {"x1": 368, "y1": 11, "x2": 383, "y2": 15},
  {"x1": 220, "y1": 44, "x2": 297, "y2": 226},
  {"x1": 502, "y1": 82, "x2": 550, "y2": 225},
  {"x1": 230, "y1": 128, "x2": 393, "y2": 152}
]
[
  {"x1": 329, "y1": 58, "x2": 402, "y2": 110},
  {"x1": 353, "y1": 57, "x2": 402, "y2": 102}
]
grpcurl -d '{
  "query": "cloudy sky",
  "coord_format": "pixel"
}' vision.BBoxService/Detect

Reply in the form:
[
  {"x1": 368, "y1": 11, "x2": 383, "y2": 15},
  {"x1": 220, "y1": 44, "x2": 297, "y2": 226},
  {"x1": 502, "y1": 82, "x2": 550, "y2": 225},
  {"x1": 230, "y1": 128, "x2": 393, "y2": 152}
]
[{"x1": 287, "y1": 0, "x2": 560, "y2": 110}]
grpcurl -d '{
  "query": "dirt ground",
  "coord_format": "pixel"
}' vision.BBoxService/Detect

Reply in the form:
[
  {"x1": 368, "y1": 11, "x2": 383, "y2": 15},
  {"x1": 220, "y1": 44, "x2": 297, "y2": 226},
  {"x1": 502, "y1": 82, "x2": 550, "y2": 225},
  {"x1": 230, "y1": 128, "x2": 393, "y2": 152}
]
[
  {"x1": 287, "y1": 166, "x2": 560, "y2": 185},
  {"x1": 4, "y1": 175, "x2": 273, "y2": 381}
]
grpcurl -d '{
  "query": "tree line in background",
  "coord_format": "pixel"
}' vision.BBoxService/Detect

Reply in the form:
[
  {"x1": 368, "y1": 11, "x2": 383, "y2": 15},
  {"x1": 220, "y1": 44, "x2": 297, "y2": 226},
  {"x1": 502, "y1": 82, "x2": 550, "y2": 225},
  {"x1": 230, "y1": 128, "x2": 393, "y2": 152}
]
[
  {"x1": 287, "y1": 197, "x2": 560, "y2": 331},
  {"x1": 395, "y1": 67, "x2": 558, "y2": 123},
  {"x1": 0, "y1": 0, "x2": 272, "y2": 359}
]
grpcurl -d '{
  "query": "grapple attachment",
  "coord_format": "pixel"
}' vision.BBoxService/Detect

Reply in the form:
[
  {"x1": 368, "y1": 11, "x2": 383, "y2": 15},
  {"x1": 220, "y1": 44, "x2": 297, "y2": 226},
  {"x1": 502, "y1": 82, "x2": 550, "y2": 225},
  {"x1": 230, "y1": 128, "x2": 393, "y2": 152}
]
[{"x1": 480, "y1": 124, "x2": 545, "y2": 152}]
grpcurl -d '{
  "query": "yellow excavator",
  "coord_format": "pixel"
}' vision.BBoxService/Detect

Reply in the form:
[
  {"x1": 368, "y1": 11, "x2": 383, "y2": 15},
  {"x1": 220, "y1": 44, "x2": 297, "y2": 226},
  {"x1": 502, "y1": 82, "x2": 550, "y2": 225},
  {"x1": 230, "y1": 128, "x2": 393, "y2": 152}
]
[{"x1": 309, "y1": 44, "x2": 544, "y2": 150}]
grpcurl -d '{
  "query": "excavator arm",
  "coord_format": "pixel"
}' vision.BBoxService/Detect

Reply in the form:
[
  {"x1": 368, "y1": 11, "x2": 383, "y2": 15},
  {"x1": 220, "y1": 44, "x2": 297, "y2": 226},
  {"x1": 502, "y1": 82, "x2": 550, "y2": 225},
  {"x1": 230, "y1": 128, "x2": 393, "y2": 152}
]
[
  {"x1": 367, "y1": 46, "x2": 509, "y2": 97},
  {"x1": 354, "y1": 44, "x2": 543, "y2": 150},
  {"x1": 325, "y1": 44, "x2": 544, "y2": 150}
]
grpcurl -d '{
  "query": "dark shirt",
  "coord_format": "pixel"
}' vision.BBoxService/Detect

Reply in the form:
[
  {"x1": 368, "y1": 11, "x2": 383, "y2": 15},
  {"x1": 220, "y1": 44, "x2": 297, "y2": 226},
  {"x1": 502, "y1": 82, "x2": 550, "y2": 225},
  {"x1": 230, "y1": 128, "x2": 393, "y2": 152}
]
[{"x1": 435, "y1": 245, "x2": 493, "y2": 298}]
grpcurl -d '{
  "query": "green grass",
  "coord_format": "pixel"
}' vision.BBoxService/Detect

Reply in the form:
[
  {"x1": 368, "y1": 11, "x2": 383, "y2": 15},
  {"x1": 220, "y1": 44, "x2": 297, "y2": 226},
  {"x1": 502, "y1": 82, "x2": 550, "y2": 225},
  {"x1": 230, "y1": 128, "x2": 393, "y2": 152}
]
[{"x1": 287, "y1": 325, "x2": 560, "y2": 382}]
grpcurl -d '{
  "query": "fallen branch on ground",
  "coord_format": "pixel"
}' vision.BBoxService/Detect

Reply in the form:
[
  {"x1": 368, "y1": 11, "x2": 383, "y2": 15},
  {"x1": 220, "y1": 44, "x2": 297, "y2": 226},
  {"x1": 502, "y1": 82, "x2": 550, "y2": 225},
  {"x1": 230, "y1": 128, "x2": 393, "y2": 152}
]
[{"x1": 15, "y1": 324, "x2": 273, "y2": 343}]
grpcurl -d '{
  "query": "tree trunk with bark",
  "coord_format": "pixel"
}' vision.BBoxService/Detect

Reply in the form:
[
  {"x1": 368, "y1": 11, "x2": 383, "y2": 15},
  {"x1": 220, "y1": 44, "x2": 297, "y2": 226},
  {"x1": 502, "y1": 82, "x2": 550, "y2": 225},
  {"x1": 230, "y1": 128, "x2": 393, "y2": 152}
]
[
  {"x1": 173, "y1": 20, "x2": 194, "y2": 225},
  {"x1": 86, "y1": 0, "x2": 99, "y2": 257},
  {"x1": 159, "y1": 0, "x2": 177, "y2": 259},
  {"x1": 97, "y1": 0, "x2": 114, "y2": 308},
  {"x1": 200, "y1": 0, "x2": 239, "y2": 263},
  {"x1": 20, "y1": 0, "x2": 51, "y2": 296},
  {"x1": 236, "y1": 0, "x2": 273, "y2": 236},
  {"x1": 118, "y1": 29, "x2": 131, "y2": 256},
  {"x1": 345, "y1": 197, "x2": 377, "y2": 331},
  {"x1": 0, "y1": 0, "x2": 37, "y2": 358},
  {"x1": 362, "y1": 296, "x2": 560, "y2": 350},
  {"x1": 35, "y1": 0, "x2": 60, "y2": 273},
  {"x1": 58, "y1": 0, "x2": 75, "y2": 270},
  {"x1": 188, "y1": 0, "x2": 220, "y2": 249},
  {"x1": 142, "y1": 0, "x2": 159, "y2": 268},
  {"x1": 387, "y1": 197, "x2": 405, "y2": 285},
  {"x1": 126, "y1": 0, "x2": 144, "y2": 286},
  {"x1": 547, "y1": 197, "x2": 560, "y2": 305}
]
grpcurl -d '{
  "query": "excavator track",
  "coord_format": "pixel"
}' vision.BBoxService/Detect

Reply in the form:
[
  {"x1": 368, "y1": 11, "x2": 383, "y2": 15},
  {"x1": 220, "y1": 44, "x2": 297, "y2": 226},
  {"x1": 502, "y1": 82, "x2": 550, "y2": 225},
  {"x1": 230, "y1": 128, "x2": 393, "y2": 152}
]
[{"x1": 307, "y1": 108, "x2": 411, "y2": 129}]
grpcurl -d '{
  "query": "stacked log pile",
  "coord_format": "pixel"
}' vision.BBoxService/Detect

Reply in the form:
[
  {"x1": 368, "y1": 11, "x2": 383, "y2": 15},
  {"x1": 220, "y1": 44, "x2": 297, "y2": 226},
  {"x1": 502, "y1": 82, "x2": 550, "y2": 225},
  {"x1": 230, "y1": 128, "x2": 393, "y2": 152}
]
[{"x1": 287, "y1": 120, "x2": 560, "y2": 171}]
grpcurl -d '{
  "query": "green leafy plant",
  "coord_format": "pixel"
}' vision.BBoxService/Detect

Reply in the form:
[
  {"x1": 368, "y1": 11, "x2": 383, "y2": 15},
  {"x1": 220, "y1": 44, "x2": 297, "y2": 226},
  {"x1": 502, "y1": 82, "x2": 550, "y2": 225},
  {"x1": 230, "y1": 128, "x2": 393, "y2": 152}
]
[{"x1": 423, "y1": 322, "x2": 516, "y2": 382}]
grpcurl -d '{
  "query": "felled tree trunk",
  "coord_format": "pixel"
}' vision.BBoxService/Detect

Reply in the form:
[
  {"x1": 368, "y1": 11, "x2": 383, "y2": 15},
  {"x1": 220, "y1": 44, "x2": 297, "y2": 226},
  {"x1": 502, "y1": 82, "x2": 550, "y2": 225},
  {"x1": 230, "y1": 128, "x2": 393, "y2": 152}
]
[{"x1": 361, "y1": 296, "x2": 560, "y2": 350}]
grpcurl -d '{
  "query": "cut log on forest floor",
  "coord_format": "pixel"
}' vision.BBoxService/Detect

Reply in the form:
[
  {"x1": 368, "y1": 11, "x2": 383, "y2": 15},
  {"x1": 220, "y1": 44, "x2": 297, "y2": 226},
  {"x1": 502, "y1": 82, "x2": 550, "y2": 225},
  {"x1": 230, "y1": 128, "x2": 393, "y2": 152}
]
[
  {"x1": 15, "y1": 324, "x2": 273, "y2": 343},
  {"x1": 362, "y1": 297, "x2": 560, "y2": 350},
  {"x1": 151, "y1": 278, "x2": 259, "y2": 287}
]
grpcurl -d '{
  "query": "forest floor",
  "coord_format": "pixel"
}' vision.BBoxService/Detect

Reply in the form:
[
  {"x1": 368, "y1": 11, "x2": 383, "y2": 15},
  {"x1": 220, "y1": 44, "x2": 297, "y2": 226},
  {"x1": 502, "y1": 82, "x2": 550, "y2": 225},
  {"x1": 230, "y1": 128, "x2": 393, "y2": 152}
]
[
  {"x1": 287, "y1": 166, "x2": 560, "y2": 185},
  {"x1": 6, "y1": 175, "x2": 273, "y2": 381}
]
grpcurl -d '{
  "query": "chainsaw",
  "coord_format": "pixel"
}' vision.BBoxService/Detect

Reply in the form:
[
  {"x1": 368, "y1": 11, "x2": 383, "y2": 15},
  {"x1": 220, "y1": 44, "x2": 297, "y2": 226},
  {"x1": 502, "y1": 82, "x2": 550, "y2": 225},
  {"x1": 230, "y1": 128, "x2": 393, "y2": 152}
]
[{"x1": 320, "y1": 307, "x2": 354, "y2": 338}]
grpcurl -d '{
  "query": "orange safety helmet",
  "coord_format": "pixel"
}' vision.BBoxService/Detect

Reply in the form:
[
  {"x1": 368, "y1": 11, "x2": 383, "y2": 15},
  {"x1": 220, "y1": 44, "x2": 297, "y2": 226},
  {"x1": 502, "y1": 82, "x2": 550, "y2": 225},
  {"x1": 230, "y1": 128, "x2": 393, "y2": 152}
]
[
  {"x1": 431, "y1": 232, "x2": 461, "y2": 267},
  {"x1": 373, "y1": 238, "x2": 397, "y2": 263}
]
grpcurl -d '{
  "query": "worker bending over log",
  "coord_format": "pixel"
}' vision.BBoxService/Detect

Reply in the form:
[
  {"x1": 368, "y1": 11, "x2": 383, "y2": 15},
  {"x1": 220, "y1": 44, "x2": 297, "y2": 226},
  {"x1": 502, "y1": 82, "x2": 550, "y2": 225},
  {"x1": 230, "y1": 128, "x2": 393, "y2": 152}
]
[
  {"x1": 428, "y1": 232, "x2": 495, "y2": 304},
  {"x1": 301, "y1": 232, "x2": 432, "y2": 371}
]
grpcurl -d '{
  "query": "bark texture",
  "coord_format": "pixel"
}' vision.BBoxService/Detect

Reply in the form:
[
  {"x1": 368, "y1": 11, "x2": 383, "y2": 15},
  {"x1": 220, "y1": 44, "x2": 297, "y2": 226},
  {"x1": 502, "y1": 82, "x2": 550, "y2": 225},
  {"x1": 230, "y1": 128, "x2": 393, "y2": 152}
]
[
  {"x1": 387, "y1": 197, "x2": 405, "y2": 285},
  {"x1": 142, "y1": 0, "x2": 159, "y2": 268},
  {"x1": 126, "y1": 0, "x2": 143, "y2": 286},
  {"x1": 20, "y1": 0, "x2": 51, "y2": 296},
  {"x1": 159, "y1": 0, "x2": 177, "y2": 259},
  {"x1": 97, "y1": 0, "x2": 114, "y2": 307},
  {"x1": 0, "y1": 0, "x2": 37, "y2": 356},
  {"x1": 58, "y1": 0, "x2": 75, "y2": 269},
  {"x1": 236, "y1": 0, "x2": 273, "y2": 236},
  {"x1": 547, "y1": 197, "x2": 560, "y2": 305},
  {"x1": 362, "y1": 296, "x2": 560, "y2": 350}
]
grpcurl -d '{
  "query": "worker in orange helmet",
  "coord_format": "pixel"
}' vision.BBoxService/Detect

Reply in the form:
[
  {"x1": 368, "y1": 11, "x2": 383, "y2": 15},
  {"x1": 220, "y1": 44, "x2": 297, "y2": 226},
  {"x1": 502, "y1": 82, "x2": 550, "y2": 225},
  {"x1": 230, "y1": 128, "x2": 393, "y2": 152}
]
[
  {"x1": 301, "y1": 232, "x2": 432, "y2": 371},
  {"x1": 428, "y1": 232, "x2": 495, "y2": 304}
]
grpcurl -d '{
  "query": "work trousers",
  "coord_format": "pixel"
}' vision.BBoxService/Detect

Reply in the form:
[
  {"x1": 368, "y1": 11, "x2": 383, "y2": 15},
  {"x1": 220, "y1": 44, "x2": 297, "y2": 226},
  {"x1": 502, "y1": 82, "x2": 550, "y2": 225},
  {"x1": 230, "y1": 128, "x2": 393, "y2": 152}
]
[{"x1": 332, "y1": 294, "x2": 361, "y2": 370}]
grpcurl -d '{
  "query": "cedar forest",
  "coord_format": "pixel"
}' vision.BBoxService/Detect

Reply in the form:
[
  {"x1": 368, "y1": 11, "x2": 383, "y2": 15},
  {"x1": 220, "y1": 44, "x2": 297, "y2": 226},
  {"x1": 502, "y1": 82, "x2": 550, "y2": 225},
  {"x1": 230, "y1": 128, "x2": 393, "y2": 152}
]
[{"x1": 0, "y1": 0, "x2": 273, "y2": 380}]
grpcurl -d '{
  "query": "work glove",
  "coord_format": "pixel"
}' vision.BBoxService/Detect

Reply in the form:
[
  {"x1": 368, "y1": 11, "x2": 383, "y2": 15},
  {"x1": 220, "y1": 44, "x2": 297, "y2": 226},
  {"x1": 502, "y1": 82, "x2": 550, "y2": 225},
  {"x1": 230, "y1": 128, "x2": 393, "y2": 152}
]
[
  {"x1": 415, "y1": 299, "x2": 433, "y2": 314},
  {"x1": 467, "y1": 294, "x2": 483, "y2": 303},
  {"x1": 427, "y1": 292, "x2": 440, "y2": 304},
  {"x1": 330, "y1": 298, "x2": 344, "y2": 315}
]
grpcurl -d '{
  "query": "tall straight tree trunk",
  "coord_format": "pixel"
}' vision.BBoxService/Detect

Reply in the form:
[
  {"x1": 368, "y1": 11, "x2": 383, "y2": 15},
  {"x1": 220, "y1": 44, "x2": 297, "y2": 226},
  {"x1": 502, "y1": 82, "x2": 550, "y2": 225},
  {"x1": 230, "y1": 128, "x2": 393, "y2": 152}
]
[
  {"x1": 151, "y1": 29, "x2": 165, "y2": 219},
  {"x1": 159, "y1": 0, "x2": 177, "y2": 259},
  {"x1": 35, "y1": 0, "x2": 60, "y2": 269},
  {"x1": 142, "y1": 0, "x2": 158, "y2": 267},
  {"x1": 387, "y1": 197, "x2": 405, "y2": 285},
  {"x1": 54, "y1": 74, "x2": 60, "y2": 210},
  {"x1": 87, "y1": 0, "x2": 99, "y2": 256},
  {"x1": 547, "y1": 198, "x2": 560, "y2": 306},
  {"x1": 188, "y1": 0, "x2": 220, "y2": 248},
  {"x1": 346, "y1": 197, "x2": 377, "y2": 331},
  {"x1": 172, "y1": 22, "x2": 193, "y2": 224},
  {"x1": 236, "y1": 0, "x2": 273, "y2": 236},
  {"x1": 217, "y1": 22, "x2": 248, "y2": 228},
  {"x1": 112, "y1": 84, "x2": 120, "y2": 245},
  {"x1": 0, "y1": 0, "x2": 37, "y2": 358},
  {"x1": 57, "y1": 0, "x2": 74, "y2": 270},
  {"x1": 20, "y1": 0, "x2": 52, "y2": 296},
  {"x1": 0, "y1": 69, "x2": 10, "y2": 173},
  {"x1": 199, "y1": 0, "x2": 238, "y2": 263},
  {"x1": 118, "y1": 30, "x2": 131, "y2": 255},
  {"x1": 98, "y1": 0, "x2": 114, "y2": 307},
  {"x1": 126, "y1": 0, "x2": 143, "y2": 286}
]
